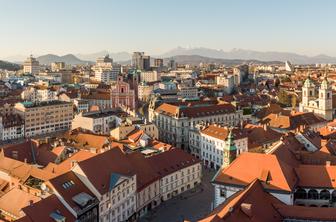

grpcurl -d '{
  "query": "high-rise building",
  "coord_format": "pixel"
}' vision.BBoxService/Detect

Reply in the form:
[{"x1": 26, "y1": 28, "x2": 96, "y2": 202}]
[
  {"x1": 132, "y1": 52, "x2": 150, "y2": 70},
  {"x1": 23, "y1": 55, "x2": 40, "y2": 75},
  {"x1": 143, "y1": 55, "x2": 150, "y2": 71},
  {"x1": 93, "y1": 55, "x2": 121, "y2": 83},
  {"x1": 167, "y1": 58, "x2": 177, "y2": 70},
  {"x1": 51, "y1": 62, "x2": 65, "y2": 72},
  {"x1": 154, "y1": 58, "x2": 163, "y2": 68},
  {"x1": 96, "y1": 54, "x2": 113, "y2": 69}
]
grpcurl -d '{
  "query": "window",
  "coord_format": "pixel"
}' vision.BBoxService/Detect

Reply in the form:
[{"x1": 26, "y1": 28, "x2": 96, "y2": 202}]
[{"x1": 220, "y1": 188, "x2": 227, "y2": 198}]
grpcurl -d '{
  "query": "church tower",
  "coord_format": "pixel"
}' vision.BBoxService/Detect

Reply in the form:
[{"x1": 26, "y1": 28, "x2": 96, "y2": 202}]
[
  {"x1": 319, "y1": 70, "x2": 333, "y2": 120},
  {"x1": 301, "y1": 72, "x2": 315, "y2": 107},
  {"x1": 222, "y1": 129, "x2": 237, "y2": 168}
]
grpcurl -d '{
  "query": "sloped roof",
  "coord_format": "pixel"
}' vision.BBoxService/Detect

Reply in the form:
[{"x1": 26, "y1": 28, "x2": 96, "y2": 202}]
[
  {"x1": 48, "y1": 171, "x2": 96, "y2": 212},
  {"x1": 198, "y1": 180, "x2": 283, "y2": 222},
  {"x1": 21, "y1": 195, "x2": 75, "y2": 222},
  {"x1": 147, "y1": 148, "x2": 201, "y2": 178},
  {"x1": 295, "y1": 164, "x2": 336, "y2": 188},
  {"x1": 77, "y1": 147, "x2": 134, "y2": 195},
  {"x1": 201, "y1": 125, "x2": 247, "y2": 141},
  {"x1": 0, "y1": 188, "x2": 41, "y2": 218},
  {"x1": 213, "y1": 152, "x2": 298, "y2": 192}
]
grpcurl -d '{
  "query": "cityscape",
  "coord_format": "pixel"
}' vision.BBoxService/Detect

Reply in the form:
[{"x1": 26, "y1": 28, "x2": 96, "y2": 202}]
[{"x1": 2, "y1": 0, "x2": 336, "y2": 222}]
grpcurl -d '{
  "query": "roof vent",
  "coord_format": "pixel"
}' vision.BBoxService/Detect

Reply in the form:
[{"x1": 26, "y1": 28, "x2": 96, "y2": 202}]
[
  {"x1": 50, "y1": 210, "x2": 66, "y2": 222},
  {"x1": 240, "y1": 203, "x2": 252, "y2": 218}
]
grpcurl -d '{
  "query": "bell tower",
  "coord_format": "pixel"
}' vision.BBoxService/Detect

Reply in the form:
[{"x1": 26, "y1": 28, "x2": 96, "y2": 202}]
[
  {"x1": 222, "y1": 129, "x2": 237, "y2": 168},
  {"x1": 301, "y1": 71, "x2": 315, "y2": 107},
  {"x1": 319, "y1": 69, "x2": 333, "y2": 120}
]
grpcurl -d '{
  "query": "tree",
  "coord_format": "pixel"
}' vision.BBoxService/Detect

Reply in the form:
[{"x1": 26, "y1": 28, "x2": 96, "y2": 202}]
[{"x1": 277, "y1": 89, "x2": 291, "y2": 107}]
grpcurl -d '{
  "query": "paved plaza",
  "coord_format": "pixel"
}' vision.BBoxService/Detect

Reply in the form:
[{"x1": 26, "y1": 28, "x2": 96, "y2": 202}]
[{"x1": 140, "y1": 168, "x2": 216, "y2": 222}]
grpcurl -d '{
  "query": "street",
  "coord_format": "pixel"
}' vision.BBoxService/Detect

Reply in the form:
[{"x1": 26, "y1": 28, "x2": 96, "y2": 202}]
[{"x1": 139, "y1": 168, "x2": 215, "y2": 222}]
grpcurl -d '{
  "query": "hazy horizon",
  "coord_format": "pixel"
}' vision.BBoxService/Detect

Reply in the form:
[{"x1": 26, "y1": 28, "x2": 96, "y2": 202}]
[{"x1": 1, "y1": 0, "x2": 336, "y2": 58}]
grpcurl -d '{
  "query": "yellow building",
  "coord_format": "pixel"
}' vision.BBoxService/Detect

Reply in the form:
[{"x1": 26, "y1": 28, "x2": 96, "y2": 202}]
[{"x1": 14, "y1": 101, "x2": 73, "y2": 138}]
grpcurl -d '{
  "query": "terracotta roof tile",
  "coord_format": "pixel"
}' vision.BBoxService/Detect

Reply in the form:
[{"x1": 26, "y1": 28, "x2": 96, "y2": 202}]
[
  {"x1": 214, "y1": 152, "x2": 298, "y2": 192},
  {"x1": 0, "y1": 188, "x2": 40, "y2": 219},
  {"x1": 22, "y1": 195, "x2": 75, "y2": 222},
  {"x1": 147, "y1": 149, "x2": 200, "y2": 178}
]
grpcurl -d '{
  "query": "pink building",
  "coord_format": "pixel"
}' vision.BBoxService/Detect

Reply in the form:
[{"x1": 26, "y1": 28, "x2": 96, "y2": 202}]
[{"x1": 110, "y1": 76, "x2": 136, "y2": 110}]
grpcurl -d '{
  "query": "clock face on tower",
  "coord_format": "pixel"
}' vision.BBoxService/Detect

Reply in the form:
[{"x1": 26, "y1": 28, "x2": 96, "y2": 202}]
[{"x1": 224, "y1": 157, "x2": 229, "y2": 164}]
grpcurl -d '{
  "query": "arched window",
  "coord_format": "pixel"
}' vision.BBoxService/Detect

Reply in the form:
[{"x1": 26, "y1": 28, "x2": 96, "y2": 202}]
[
  {"x1": 320, "y1": 190, "x2": 330, "y2": 200},
  {"x1": 328, "y1": 92, "x2": 330, "y2": 99},
  {"x1": 309, "y1": 90, "x2": 313, "y2": 96},
  {"x1": 294, "y1": 188, "x2": 307, "y2": 200},
  {"x1": 308, "y1": 189, "x2": 319, "y2": 199},
  {"x1": 331, "y1": 190, "x2": 336, "y2": 202}
]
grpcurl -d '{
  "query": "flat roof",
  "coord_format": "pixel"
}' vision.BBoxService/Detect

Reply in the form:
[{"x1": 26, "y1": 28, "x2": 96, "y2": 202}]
[{"x1": 19, "y1": 100, "x2": 71, "y2": 108}]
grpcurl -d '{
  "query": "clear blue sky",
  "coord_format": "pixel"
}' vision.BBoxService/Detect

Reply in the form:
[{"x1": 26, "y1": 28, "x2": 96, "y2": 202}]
[{"x1": 1, "y1": 0, "x2": 336, "y2": 58}]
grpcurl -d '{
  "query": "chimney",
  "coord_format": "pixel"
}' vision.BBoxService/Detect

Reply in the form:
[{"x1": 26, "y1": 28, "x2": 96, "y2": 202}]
[{"x1": 263, "y1": 123, "x2": 267, "y2": 131}]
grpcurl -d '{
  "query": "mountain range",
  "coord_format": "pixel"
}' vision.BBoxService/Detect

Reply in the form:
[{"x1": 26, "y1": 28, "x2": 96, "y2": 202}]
[
  {"x1": 159, "y1": 47, "x2": 336, "y2": 64},
  {"x1": 3, "y1": 47, "x2": 336, "y2": 65}
]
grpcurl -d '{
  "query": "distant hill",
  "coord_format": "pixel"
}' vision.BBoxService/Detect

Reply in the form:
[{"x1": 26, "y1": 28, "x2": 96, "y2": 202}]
[
  {"x1": 37, "y1": 54, "x2": 93, "y2": 65},
  {"x1": 0, "y1": 60, "x2": 21, "y2": 71},
  {"x1": 159, "y1": 47, "x2": 336, "y2": 64},
  {"x1": 76, "y1": 51, "x2": 131, "y2": 62}
]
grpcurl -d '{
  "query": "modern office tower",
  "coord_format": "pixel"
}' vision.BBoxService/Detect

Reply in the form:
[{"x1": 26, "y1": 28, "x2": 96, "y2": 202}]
[
  {"x1": 143, "y1": 55, "x2": 150, "y2": 71},
  {"x1": 167, "y1": 58, "x2": 177, "y2": 70},
  {"x1": 132, "y1": 52, "x2": 151, "y2": 70}
]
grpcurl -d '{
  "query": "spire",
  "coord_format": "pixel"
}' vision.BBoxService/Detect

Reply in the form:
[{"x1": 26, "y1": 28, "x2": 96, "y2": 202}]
[
  {"x1": 324, "y1": 67, "x2": 328, "y2": 80},
  {"x1": 225, "y1": 128, "x2": 237, "y2": 151},
  {"x1": 321, "y1": 67, "x2": 329, "y2": 90},
  {"x1": 303, "y1": 67, "x2": 314, "y2": 88}
]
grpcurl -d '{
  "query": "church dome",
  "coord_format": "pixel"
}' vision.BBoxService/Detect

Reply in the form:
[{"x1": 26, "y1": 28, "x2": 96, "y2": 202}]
[{"x1": 303, "y1": 75, "x2": 314, "y2": 88}]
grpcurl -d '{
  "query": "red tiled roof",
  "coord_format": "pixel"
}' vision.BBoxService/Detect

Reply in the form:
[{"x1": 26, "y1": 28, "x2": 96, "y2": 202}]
[
  {"x1": 295, "y1": 164, "x2": 336, "y2": 188},
  {"x1": 21, "y1": 195, "x2": 75, "y2": 222},
  {"x1": 155, "y1": 103, "x2": 236, "y2": 118},
  {"x1": 48, "y1": 171, "x2": 96, "y2": 212},
  {"x1": 214, "y1": 152, "x2": 298, "y2": 192},
  {"x1": 127, "y1": 152, "x2": 160, "y2": 191},
  {"x1": 201, "y1": 125, "x2": 247, "y2": 141},
  {"x1": 147, "y1": 149, "x2": 200, "y2": 178},
  {"x1": 77, "y1": 147, "x2": 134, "y2": 195},
  {"x1": 198, "y1": 179, "x2": 283, "y2": 222}
]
